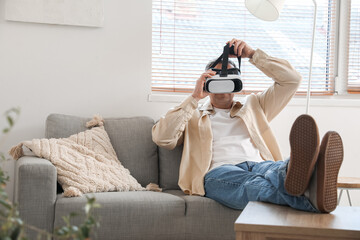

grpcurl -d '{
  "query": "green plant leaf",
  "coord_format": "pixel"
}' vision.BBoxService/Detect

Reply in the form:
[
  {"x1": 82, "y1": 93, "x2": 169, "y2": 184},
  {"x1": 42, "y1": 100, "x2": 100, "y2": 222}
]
[
  {"x1": 85, "y1": 218, "x2": 95, "y2": 225},
  {"x1": 4, "y1": 108, "x2": 21, "y2": 120},
  {"x1": 14, "y1": 218, "x2": 23, "y2": 225},
  {"x1": 62, "y1": 227, "x2": 70, "y2": 233},
  {"x1": 71, "y1": 226, "x2": 79, "y2": 232},
  {"x1": 62, "y1": 215, "x2": 70, "y2": 226},
  {"x1": 56, "y1": 228, "x2": 65, "y2": 236},
  {"x1": 0, "y1": 199, "x2": 12, "y2": 209},
  {"x1": 80, "y1": 226, "x2": 89, "y2": 238},
  {"x1": 14, "y1": 108, "x2": 20, "y2": 115},
  {"x1": 0, "y1": 108, "x2": 26, "y2": 240},
  {"x1": 10, "y1": 226, "x2": 21, "y2": 240},
  {"x1": 7, "y1": 117, "x2": 14, "y2": 127},
  {"x1": 84, "y1": 204, "x2": 90, "y2": 215},
  {"x1": 92, "y1": 203, "x2": 101, "y2": 209},
  {"x1": 86, "y1": 197, "x2": 95, "y2": 204}
]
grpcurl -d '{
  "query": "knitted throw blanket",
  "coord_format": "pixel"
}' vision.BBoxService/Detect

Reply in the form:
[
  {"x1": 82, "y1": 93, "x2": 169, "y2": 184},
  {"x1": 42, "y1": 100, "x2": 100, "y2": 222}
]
[{"x1": 9, "y1": 115, "x2": 161, "y2": 197}]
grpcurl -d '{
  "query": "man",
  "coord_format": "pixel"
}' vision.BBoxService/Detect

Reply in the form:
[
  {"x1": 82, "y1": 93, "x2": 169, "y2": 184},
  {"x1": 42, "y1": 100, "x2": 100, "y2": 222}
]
[{"x1": 152, "y1": 38, "x2": 343, "y2": 213}]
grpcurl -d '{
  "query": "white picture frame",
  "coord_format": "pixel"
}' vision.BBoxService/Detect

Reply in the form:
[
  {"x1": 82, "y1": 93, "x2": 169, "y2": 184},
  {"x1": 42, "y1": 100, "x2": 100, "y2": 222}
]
[{"x1": 5, "y1": 0, "x2": 104, "y2": 27}]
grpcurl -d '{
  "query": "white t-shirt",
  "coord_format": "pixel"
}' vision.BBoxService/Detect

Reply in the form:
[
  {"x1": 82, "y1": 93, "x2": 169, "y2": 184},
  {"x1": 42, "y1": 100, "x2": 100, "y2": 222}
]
[{"x1": 208, "y1": 107, "x2": 263, "y2": 172}]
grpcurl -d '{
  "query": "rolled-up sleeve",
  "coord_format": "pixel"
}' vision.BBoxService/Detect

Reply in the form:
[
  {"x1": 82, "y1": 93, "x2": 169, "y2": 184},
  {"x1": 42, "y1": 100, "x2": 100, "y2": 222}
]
[
  {"x1": 152, "y1": 95, "x2": 198, "y2": 150},
  {"x1": 250, "y1": 49, "x2": 302, "y2": 122}
]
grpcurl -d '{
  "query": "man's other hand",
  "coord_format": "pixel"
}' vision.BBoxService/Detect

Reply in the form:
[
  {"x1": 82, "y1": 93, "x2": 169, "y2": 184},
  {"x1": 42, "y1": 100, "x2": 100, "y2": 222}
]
[
  {"x1": 192, "y1": 69, "x2": 216, "y2": 101},
  {"x1": 227, "y1": 38, "x2": 255, "y2": 59}
]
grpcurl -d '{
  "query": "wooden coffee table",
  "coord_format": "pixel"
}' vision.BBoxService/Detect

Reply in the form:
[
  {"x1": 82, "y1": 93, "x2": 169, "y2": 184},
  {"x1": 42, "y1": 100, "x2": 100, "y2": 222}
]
[{"x1": 234, "y1": 201, "x2": 360, "y2": 240}]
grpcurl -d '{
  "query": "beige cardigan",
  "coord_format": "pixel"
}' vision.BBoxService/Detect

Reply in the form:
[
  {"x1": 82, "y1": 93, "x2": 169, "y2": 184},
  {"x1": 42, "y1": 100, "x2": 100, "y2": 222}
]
[{"x1": 152, "y1": 49, "x2": 302, "y2": 196}]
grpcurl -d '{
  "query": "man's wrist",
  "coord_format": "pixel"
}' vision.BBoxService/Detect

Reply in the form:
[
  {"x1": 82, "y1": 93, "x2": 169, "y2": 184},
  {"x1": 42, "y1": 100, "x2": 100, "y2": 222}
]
[
  {"x1": 191, "y1": 95, "x2": 201, "y2": 102},
  {"x1": 249, "y1": 49, "x2": 256, "y2": 59}
]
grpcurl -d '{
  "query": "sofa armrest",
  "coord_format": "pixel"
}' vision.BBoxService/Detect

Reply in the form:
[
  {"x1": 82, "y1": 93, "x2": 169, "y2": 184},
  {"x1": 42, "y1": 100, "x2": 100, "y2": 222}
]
[{"x1": 15, "y1": 156, "x2": 57, "y2": 237}]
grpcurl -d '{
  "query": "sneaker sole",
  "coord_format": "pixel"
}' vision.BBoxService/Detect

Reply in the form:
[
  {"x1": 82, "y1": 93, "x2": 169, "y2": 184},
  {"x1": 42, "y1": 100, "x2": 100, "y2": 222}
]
[
  {"x1": 317, "y1": 131, "x2": 343, "y2": 213},
  {"x1": 285, "y1": 114, "x2": 320, "y2": 196}
]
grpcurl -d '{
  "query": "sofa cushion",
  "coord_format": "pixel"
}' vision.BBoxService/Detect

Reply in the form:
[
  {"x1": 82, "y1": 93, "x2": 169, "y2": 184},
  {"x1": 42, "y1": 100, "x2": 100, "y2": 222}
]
[
  {"x1": 46, "y1": 114, "x2": 159, "y2": 188},
  {"x1": 165, "y1": 190, "x2": 242, "y2": 240},
  {"x1": 54, "y1": 191, "x2": 186, "y2": 240},
  {"x1": 158, "y1": 145, "x2": 183, "y2": 190}
]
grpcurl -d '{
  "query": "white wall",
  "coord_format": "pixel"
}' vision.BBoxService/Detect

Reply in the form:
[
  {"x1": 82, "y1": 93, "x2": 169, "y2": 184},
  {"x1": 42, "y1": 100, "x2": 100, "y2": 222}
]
[{"x1": 0, "y1": 0, "x2": 359, "y2": 206}]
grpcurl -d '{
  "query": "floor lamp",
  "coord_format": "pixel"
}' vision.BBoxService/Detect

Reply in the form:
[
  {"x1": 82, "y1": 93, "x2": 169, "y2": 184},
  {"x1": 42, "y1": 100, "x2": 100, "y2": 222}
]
[{"x1": 245, "y1": 0, "x2": 317, "y2": 115}]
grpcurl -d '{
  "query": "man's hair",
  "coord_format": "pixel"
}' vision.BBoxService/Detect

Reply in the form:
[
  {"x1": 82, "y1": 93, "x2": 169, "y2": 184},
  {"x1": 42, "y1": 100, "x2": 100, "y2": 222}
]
[{"x1": 205, "y1": 58, "x2": 237, "y2": 71}]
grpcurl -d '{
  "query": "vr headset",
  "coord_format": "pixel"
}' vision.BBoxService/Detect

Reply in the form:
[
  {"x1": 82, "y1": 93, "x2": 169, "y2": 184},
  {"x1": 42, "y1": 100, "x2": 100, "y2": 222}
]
[{"x1": 204, "y1": 44, "x2": 243, "y2": 94}]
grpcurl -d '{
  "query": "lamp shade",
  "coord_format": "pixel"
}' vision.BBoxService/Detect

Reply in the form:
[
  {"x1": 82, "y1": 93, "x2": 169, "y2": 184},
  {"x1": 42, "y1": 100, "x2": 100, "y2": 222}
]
[{"x1": 245, "y1": 0, "x2": 285, "y2": 21}]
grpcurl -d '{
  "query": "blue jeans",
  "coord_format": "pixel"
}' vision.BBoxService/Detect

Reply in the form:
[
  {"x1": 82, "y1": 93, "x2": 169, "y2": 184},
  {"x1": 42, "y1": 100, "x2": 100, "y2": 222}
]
[{"x1": 204, "y1": 160, "x2": 318, "y2": 212}]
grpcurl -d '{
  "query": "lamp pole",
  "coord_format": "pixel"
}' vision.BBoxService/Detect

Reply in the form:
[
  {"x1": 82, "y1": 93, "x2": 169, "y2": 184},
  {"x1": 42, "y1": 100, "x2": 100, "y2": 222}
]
[
  {"x1": 245, "y1": 0, "x2": 318, "y2": 115},
  {"x1": 306, "y1": 0, "x2": 317, "y2": 115}
]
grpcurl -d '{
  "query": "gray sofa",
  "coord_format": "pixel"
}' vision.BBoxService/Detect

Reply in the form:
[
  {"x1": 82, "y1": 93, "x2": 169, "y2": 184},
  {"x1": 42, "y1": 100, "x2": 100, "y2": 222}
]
[{"x1": 15, "y1": 114, "x2": 241, "y2": 240}]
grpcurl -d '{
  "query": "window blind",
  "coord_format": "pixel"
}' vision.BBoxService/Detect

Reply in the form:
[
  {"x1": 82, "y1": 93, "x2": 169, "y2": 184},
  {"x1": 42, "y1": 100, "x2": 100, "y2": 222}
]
[
  {"x1": 152, "y1": 0, "x2": 336, "y2": 95},
  {"x1": 348, "y1": 0, "x2": 360, "y2": 93}
]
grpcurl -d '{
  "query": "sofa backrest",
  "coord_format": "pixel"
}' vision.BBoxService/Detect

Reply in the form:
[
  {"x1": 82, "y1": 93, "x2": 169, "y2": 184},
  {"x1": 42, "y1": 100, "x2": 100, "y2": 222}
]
[
  {"x1": 158, "y1": 145, "x2": 183, "y2": 191},
  {"x1": 45, "y1": 114, "x2": 159, "y2": 189}
]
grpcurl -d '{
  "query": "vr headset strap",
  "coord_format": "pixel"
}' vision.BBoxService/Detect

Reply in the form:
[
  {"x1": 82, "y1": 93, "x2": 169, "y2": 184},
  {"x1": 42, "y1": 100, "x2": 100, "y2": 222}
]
[
  {"x1": 209, "y1": 44, "x2": 242, "y2": 76},
  {"x1": 220, "y1": 45, "x2": 229, "y2": 77}
]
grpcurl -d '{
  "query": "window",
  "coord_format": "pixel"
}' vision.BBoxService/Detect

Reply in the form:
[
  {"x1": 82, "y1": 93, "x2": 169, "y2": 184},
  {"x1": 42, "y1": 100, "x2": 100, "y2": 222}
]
[
  {"x1": 348, "y1": 1, "x2": 360, "y2": 93},
  {"x1": 152, "y1": 0, "x2": 337, "y2": 95}
]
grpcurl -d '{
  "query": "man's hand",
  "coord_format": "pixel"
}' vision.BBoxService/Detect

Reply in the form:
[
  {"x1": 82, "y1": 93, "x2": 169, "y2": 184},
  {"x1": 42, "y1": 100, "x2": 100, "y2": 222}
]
[
  {"x1": 226, "y1": 38, "x2": 255, "y2": 59},
  {"x1": 192, "y1": 69, "x2": 216, "y2": 101}
]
